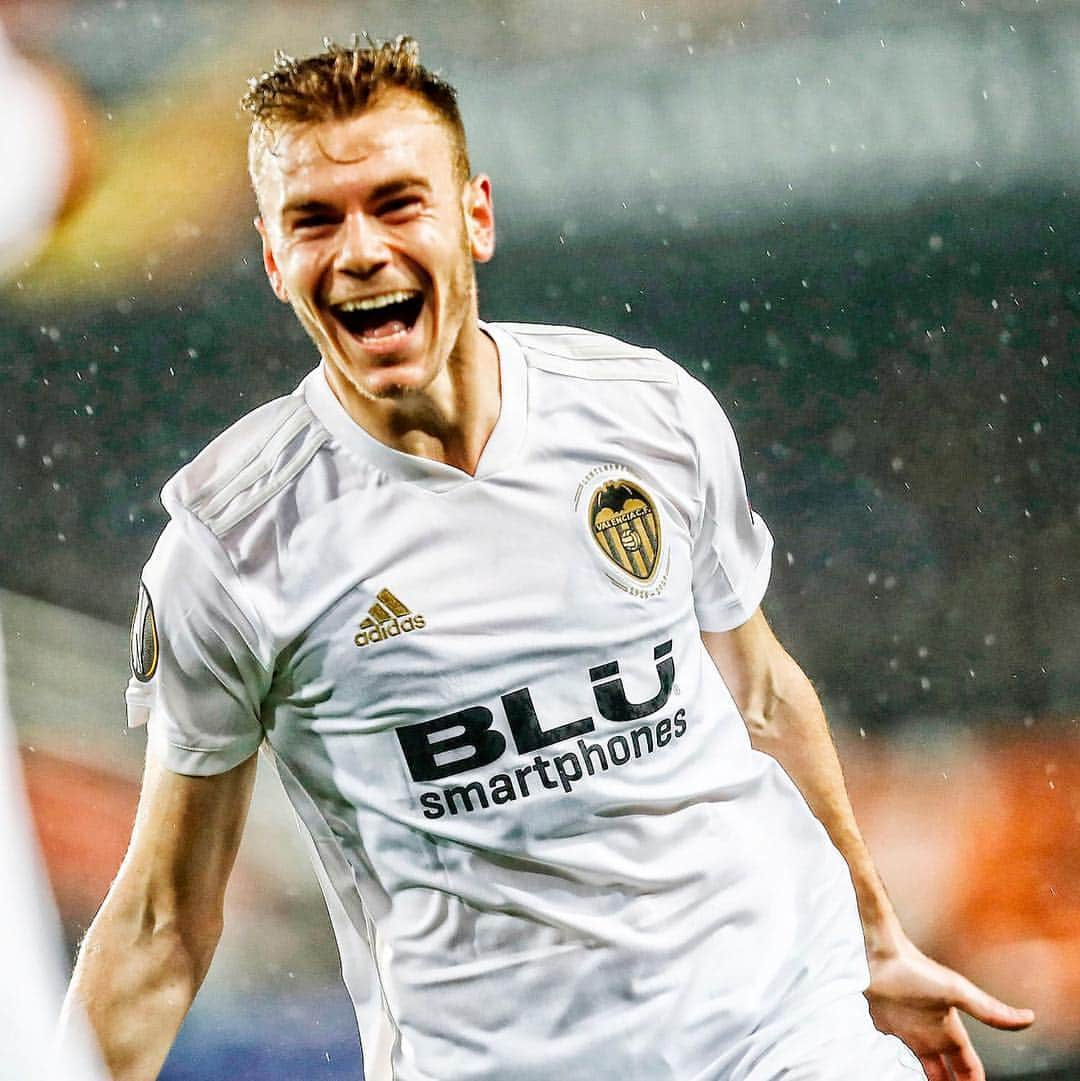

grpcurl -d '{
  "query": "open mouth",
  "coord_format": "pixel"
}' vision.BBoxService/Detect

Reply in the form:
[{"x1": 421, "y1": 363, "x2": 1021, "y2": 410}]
[{"x1": 331, "y1": 290, "x2": 424, "y2": 343}]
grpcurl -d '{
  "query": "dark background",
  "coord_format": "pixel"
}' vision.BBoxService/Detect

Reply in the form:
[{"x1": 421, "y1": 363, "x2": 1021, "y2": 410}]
[
  {"x1": 2, "y1": 2, "x2": 1077, "y2": 1078},
  {"x1": 4, "y1": 186, "x2": 1076, "y2": 726}
]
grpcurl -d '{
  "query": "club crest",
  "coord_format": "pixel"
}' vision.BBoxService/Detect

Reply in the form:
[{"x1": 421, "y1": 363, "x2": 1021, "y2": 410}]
[
  {"x1": 130, "y1": 582, "x2": 158, "y2": 682},
  {"x1": 589, "y1": 479, "x2": 662, "y2": 581}
]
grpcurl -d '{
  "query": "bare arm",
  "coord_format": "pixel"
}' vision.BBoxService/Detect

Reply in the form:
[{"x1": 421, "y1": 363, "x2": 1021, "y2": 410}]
[
  {"x1": 703, "y1": 608, "x2": 1033, "y2": 1081},
  {"x1": 702, "y1": 609, "x2": 899, "y2": 951},
  {"x1": 61, "y1": 749, "x2": 257, "y2": 1081}
]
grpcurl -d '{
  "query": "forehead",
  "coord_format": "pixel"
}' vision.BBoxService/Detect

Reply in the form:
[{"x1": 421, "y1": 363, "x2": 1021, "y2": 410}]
[{"x1": 258, "y1": 92, "x2": 458, "y2": 210}]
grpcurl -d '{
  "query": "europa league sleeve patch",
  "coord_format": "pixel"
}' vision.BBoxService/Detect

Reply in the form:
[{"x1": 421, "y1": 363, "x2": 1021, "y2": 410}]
[{"x1": 130, "y1": 582, "x2": 159, "y2": 682}]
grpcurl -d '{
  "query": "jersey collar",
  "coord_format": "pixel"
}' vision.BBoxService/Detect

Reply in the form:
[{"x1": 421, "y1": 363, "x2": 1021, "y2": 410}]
[{"x1": 302, "y1": 322, "x2": 527, "y2": 492}]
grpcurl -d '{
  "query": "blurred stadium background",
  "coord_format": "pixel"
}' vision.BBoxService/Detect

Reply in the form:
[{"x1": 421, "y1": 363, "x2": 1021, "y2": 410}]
[{"x1": 2, "y1": 0, "x2": 1077, "y2": 1077}]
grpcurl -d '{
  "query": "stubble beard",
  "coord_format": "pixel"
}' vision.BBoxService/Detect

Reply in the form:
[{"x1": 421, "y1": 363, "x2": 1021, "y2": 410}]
[
  {"x1": 370, "y1": 245, "x2": 477, "y2": 404},
  {"x1": 306, "y1": 221, "x2": 478, "y2": 405}
]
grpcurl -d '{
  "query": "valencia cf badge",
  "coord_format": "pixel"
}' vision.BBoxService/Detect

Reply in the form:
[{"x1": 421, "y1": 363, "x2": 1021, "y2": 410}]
[
  {"x1": 130, "y1": 582, "x2": 158, "y2": 682},
  {"x1": 575, "y1": 464, "x2": 670, "y2": 597},
  {"x1": 589, "y1": 479, "x2": 662, "y2": 581}
]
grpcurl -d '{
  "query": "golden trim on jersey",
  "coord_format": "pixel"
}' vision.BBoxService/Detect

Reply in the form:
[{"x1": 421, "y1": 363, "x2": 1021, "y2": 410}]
[{"x1": 589, "y1": 479, "x2": 662, "y2": 581}]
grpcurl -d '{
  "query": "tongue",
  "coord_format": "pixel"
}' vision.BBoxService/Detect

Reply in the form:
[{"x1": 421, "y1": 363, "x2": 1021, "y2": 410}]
[{"x1": 359, "y1": 318, "x2": 408, "y2": 341}]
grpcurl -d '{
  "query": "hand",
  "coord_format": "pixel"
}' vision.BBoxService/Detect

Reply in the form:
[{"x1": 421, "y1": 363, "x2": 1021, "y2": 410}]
[{"x1": 866, "y1": 936, "x2": 1035, "y2": 1081}]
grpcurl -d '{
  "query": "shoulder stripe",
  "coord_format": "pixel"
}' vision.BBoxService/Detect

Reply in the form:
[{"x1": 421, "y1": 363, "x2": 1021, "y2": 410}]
[
  {"x1": 494, "y1": 322, "x2": 677, "y2": 384},
  {"x1": 191, "y1": 405, "x2": 314, "y2": 522},
  {"x1": 207, "y1": 422, "x2": 328, "y2": 535},
  {"x1": 525, "y1": 348, "x2": 675, "y2": 384},
  {"x1": 168, "y1": 394, "x2": 331, "y2": 537}
]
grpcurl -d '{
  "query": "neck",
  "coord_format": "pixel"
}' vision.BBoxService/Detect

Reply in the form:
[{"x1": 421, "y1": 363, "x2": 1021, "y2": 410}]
[{"x1": 323, "y1": 319, "x2": 502, "y2": 477}]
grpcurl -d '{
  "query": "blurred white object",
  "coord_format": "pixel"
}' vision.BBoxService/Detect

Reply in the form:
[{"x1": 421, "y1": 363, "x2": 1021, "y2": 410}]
[
  {"x1": 0, "y1": 615, "x2": 107, "y2": 1080},
  {"x1": 0, "y1": 24, "x2": 108, "y2": 1078},
  {"x1": 0, "y1": 23, "x2": 79, "y2": 278}
]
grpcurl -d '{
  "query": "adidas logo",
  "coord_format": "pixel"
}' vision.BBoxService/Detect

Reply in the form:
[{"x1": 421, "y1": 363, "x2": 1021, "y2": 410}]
[{"x1": 354, "y1": 589, "x2": 426, "y2": 648}]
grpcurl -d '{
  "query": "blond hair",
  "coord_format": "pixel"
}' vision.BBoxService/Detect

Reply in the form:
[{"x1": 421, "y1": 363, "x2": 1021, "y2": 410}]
[{"x1": 242, "y1": 35, "x2": 470, "y2": 197}]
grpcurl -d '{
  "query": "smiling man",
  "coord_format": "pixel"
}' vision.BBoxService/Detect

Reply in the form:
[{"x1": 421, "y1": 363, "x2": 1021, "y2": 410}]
[{"x1": 64, "y1": 37, "x2": 1032, "y2": 1081}]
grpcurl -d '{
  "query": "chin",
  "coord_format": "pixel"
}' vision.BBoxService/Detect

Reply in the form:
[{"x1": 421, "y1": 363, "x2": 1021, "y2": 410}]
[
  {"x1": 366, "y1": 382, "x2": 411, "y2": 401},
  {"x1": 351, "y1": 361, "x2": 435, "y2": 403},
  {"x1": 368, "y1": 353, "x2": 441, "y2": 397}
]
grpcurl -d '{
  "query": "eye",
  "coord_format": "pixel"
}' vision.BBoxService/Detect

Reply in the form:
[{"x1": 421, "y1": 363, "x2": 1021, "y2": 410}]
[
  {"x1": 378, "y1": 195, "x2": 422, "y2": 219},
  {"x1": 293, "y1": 213, "x2": 336, "y2": 231}
]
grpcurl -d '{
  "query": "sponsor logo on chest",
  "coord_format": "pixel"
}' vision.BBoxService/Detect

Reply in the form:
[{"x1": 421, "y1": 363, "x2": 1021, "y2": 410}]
[{"x1": 394, "y1": 640, "x2": 691, "y2": 820}]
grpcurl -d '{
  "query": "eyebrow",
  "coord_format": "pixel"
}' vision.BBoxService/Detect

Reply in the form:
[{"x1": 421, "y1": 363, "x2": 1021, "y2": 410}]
[
  {"x1": 280, "y1": 177, "x2": 432, "y2": 219},
  {"x1": 370, "y1": 176, "x2": 432, "y2": 200},
  {"x1": 280, "y1": 198, "x2": 336, "y2": 218}
]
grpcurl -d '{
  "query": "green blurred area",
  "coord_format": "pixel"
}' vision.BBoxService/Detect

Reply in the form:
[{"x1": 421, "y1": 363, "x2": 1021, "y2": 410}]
[
  {"x1": 2, "y1": 4, "x2": 1078, "y2": 1077},
  {"x1": 3, "y1": 184, "x2": 1076, "y2": 726}
]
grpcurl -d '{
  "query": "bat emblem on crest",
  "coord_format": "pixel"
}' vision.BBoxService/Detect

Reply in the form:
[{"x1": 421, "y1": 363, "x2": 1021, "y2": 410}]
[{"x1": 589, "y1": 479, "x2": 662, "y2": 581}]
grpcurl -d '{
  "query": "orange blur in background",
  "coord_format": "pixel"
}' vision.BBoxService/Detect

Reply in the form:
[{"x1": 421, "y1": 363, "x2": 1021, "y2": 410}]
[{"x1": 23, "y1": 732, "x2": 1080, "y2": 1048}]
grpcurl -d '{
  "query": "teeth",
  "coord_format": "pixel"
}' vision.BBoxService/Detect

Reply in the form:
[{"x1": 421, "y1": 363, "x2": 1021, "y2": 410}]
[{"x1": 336, "y1": 291, "x2": 417, "y2": 313}]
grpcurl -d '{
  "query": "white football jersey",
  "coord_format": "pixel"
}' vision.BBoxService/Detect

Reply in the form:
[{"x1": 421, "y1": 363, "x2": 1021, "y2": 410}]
[{"x1": 126, "y1": 324, "x2": 872, "y2": 1081}]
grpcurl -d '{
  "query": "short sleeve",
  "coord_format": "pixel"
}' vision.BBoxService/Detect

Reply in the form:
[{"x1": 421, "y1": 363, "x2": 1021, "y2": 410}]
[
  {"x1": 680, "y1": 372, "x2": 774, "y2": 631},
  {"x1": 124, "y1": 512, "x2": 271, "y2": 776}
]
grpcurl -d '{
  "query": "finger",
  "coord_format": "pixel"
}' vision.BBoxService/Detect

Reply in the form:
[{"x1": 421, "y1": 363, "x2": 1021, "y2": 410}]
[
  {"x1": 949, "y1": 974, "x2": 1035, "y2": 1031},
  {"x1": 921, "y1": 1053, "x2": 952, "y2": 1081},
  {"x1": 946, "y1": 1050, "x2": 983, "y2": 1081},
  {"x1": 947, "y1": 1016, "x2": 990, "y2": 1076}
]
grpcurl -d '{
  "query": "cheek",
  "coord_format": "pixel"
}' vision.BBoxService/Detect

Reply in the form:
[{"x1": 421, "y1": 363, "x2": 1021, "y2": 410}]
[
  {"x1": 290, "y1": 261, "x2": 335, "y2": 314},
  {"x1": 286, "y1": 246, "x2": 322, "y2": 284},
  {"x1": 410, "y1": 215, "x2": 471, "y2": 269},
  {"x1": 280, "y1": 232, "x2": 334, "y2": 277}
]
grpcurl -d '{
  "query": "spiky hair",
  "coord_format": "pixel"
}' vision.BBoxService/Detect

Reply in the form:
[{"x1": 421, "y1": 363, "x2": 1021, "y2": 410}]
[{"x1": 242, "y1": 35, "x2": 470, "y2": 195}]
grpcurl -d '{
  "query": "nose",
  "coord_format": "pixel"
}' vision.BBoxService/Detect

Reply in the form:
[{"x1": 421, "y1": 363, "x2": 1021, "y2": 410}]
[{"x1": 336, "y1": 211, "x2": 389, "y2": 279}]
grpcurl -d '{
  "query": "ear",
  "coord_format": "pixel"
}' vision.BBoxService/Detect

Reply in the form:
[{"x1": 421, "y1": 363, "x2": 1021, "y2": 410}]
[
  {"x1": 464, "y1": 175, "x2": 495, "y2": 264},
  {"x1": 255, "y1": 216, "x2": 290, "y2": 303}
]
